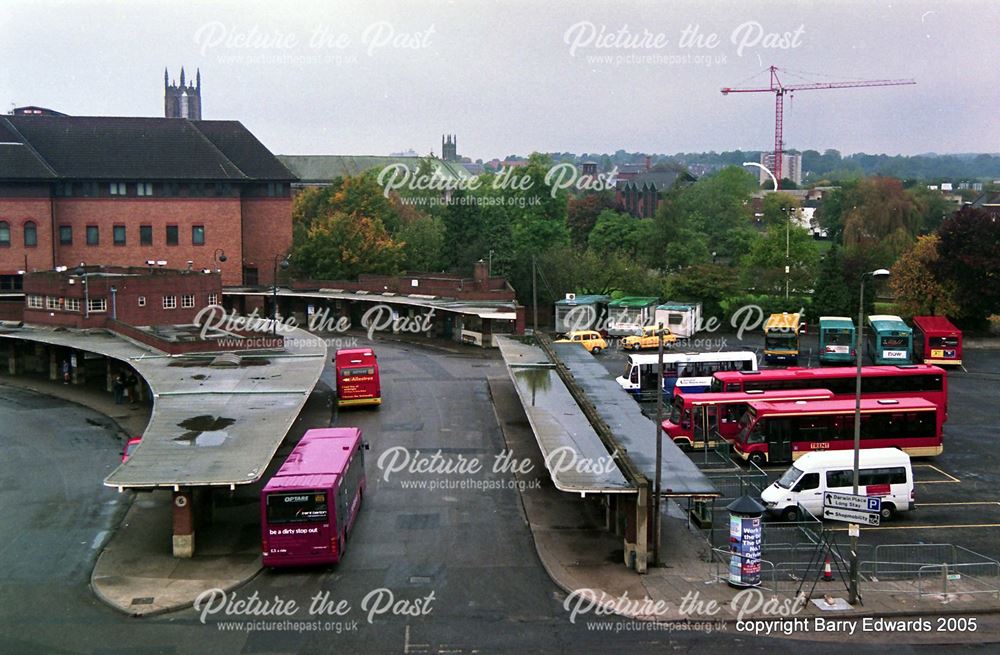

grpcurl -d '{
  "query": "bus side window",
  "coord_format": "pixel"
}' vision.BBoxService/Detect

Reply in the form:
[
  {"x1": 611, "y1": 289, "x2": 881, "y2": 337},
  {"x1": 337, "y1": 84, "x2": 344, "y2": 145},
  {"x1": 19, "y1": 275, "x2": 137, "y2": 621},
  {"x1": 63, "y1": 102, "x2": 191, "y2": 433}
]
[
  {"x1": 630, "y1": 367, "x2": 638, "y2": 384},
  {"x1": 793, "y1": 473, "x2": 820, "y2": 492}
]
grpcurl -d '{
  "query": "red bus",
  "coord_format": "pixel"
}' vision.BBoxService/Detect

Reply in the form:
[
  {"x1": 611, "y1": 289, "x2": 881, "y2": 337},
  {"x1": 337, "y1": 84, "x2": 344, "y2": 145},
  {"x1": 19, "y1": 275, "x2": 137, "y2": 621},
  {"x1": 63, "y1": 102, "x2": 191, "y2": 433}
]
[
  {"x1": 335, "y1": 348, "x2": 381, "y2": 407},
  {"x1": 710, "y1": 364, "x2": 948, "y2": 418},
  {"x1": 912, "y1": 316, "x2": 963, "y2": 366},
  {"x1": 261, "y1": 428, "x2": 367, "y2": 567},
  {"x1": 661, "y1": 388, "x2": 835, "y2": 449},
  {"x1": 732, "y1": 397, "x2": 943, "y2": 466}
]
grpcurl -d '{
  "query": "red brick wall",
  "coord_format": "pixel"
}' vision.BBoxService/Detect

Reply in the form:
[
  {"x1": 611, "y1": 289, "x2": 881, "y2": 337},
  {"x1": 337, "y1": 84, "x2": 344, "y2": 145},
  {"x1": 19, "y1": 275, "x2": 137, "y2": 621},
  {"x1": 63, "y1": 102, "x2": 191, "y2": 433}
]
[
  {"x1": 52, "y1": 198, "x2": 244, "y2": 286},
  {"x1": 23, "y1": 269, "x2": 222, "y2": 329},
  {"x1": 241, "y1": 198, "x2": 293, "y2": 286},
  {"x1": 0, "y1": 197, "x2": 55, "y2": 274}
]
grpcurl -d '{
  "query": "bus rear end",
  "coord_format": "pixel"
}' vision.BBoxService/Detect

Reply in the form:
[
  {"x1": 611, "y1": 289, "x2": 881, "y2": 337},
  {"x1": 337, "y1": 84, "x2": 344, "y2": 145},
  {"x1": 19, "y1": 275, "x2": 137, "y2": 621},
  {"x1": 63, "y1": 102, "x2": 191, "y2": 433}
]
[
  {"x1": 262, "y1": 479, "x2": 339, "y2": 567},
  {"x1": 818, "y1": 316, "x2": 855, "y2": 364},
  {"x1": 335, "y1": 348, "x2": 381, "y2": 407},
  {"x1": 913, "y1": 316, "x2": 963, "y2": 366},
  {"x1": 763, "y1": 313, "x2": 800, "y2": 364}
]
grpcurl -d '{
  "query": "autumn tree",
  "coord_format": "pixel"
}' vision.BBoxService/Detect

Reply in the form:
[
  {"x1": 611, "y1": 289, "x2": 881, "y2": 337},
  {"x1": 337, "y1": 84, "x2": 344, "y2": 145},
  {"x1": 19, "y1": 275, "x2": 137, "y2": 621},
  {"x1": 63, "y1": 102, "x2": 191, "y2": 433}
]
[
  {"x1": 291, "y1": 211, "x2": 404, "y2": 280},
  {"x1": 889, "y1": 235, "x2": 958, "y2": 318},
  {"x1": 934, "y1": 207, "x2": 1000, "y2": 325}
]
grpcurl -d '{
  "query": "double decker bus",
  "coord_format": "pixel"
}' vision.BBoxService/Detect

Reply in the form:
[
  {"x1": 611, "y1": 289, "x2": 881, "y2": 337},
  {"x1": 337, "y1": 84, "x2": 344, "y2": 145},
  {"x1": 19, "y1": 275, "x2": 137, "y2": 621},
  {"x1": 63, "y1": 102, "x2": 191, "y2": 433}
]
[
  {"x1": 763, "y1": 313, "x2": 802, "y2": 364},
  {"x1": 732, "y1": 397, "x2": 943, "y2": 466},
  {"x1": 335, "y1": 348, "x2": 381, "y2": 407},
  {"x1": 261, "y1": 428, "x2": 367, "y2": 568},
  {"x1": 912, "y1": 315, "x2": 963, "y2": 366},
  {"x1": 661, "y1": 388, "x2": 834, "y2": 449},
  {"x1": 616, "y1": 351, "x2": 757, "y2": 398},
  {"x1": 818, "y1": 316, "x2": 855, "y2": 365},
  {"x1": 710, "y1": 364, "x2": 948, "y2": 418},
  {"x1": 867, "y1": 315, "x2": 912, "y2": 365}
]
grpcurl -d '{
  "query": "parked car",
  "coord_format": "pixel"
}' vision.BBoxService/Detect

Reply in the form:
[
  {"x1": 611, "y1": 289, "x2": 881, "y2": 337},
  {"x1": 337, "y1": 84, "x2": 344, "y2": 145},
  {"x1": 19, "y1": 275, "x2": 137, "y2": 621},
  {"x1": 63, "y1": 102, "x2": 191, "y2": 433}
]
[
  {"x1": 555, "y1": 330, "x2": 608, "y2": 354},
  {"x1": 121, "y1": 436, "x2": 142, "y2": 463},
  {"x1": 620, "y1": 325, "x2": 678, "y2": 351}
]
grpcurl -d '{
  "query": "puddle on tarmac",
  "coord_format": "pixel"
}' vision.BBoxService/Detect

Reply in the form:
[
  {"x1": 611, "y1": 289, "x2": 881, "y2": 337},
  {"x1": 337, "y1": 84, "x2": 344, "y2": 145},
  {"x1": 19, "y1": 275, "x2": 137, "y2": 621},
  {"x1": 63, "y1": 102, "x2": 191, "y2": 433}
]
[{"x1": 173, "y1": 415, "x2": 236, "y2": 446}]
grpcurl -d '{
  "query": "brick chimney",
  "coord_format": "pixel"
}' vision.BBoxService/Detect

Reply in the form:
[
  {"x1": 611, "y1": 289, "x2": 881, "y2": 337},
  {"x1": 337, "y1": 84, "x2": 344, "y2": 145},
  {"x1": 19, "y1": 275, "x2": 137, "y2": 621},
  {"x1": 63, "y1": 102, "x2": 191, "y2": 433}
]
[
  {"x1": 473, "y1": 259, "x2": 489, "y2": 289},
  {"x1": 645, "y1": 155, "x2": 652, "y2": 172}
]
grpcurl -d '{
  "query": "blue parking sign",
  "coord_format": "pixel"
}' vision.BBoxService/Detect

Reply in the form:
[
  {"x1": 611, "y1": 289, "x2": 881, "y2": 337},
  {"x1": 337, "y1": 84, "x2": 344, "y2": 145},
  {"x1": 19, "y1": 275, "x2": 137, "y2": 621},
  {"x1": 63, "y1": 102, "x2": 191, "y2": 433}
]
[{"x1": 867, "y1": 497, "x2": 882, "y2": 512}]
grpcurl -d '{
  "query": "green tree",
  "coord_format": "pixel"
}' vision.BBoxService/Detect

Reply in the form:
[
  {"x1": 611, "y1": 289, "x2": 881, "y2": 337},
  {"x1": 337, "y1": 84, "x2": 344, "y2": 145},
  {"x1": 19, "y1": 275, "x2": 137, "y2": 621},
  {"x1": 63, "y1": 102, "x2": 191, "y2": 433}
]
[
  {"x1": 811, "y1": 243, "x2": 854, "y2": 319},
  {"x1": 740, "y1": 223, "x2": 820, "y2": 295},
  {"x1": 664, "y1": 264, "x2": 740, "y2": 318},
  {"x1": 398, "y1": 215, "x2": 446, "y2": 272},
  {"x1": 292, "y1": 174, "x2": 404, "y2": 234},
  {"x1": 761, "y1": 192, "x2": 802, "y2": 228},
  {"x1": 889, "y1": 235, "x2": 958, "y2": 318},
  {"x1": 540, "y1": 246, "x2": 660, "y2": 298},
  {"x1": 934, "y1": 207, "x2": 1000, "y2": 326},
  {"x1": 841, "y1": 177, "x2": 920, "y2": 266},
  {"x1": 566, "y1": 192, "x2": 617, "y2": 247},
  {"x1": 587, "y1": 210, "x2": 654, "y2": 260},
  {"x1": 291, "y1": 211, "x2": 404, "y2": 280}
]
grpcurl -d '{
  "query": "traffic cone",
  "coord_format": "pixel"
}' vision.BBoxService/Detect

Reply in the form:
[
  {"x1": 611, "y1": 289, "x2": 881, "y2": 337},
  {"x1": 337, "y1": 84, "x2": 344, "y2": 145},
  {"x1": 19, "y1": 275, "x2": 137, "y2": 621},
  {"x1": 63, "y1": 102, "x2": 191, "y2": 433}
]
[{"x1": 822, "y1": 557, "x2": 835, "y2": 582}]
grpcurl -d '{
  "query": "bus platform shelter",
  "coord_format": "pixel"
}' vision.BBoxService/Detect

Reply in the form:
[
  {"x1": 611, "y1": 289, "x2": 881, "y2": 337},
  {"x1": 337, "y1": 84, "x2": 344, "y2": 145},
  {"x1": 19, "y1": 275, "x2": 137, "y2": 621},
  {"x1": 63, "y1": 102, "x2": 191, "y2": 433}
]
[
  {"x1": 497, "y1": 336, "x2": 718, "y2": 573},
  {"x1": 0, "y1": 324, "x2": 326, "y2": 558}
]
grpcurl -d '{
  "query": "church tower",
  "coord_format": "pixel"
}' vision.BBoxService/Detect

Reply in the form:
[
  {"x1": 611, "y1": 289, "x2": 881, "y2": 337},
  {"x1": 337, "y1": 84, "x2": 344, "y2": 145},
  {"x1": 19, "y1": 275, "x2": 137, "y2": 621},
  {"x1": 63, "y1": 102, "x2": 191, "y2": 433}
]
[
  {"x1": 164, "y1": 67, "x2": 202, "y2": 119},
  {"x1": 441, "y1": 134, "x2": 458, "y2": 162}
]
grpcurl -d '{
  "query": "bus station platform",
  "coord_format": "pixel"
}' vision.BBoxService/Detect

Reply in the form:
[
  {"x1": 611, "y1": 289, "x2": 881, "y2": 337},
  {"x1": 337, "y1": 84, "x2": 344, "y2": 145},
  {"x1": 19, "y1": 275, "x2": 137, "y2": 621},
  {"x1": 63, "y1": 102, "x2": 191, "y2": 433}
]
[
  {"x1": 497, "y1": 336, "x2": 717, "y2": 573},
  {"x1": 0, "y1": 324, "x2": 326, "y2": 558}
]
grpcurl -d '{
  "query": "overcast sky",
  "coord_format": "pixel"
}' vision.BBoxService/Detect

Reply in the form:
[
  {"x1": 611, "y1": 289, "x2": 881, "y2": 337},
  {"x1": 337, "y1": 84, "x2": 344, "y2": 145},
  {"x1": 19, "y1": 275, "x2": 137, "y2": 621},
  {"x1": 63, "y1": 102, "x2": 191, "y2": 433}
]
[{"x1": 2, "y1": 0, "x2": 996, "y2": 160}]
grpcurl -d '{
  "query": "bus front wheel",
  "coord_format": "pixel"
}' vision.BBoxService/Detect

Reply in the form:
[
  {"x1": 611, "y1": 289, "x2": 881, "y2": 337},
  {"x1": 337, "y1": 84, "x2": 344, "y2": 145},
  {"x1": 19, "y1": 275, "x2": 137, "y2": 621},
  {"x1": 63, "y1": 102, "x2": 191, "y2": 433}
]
[
  {"x1": 782, "y1": 506, "x2": 799, "y2": 522},
  {"x1": 748, "y1": 452, "x2": 766, "y2": 467}
]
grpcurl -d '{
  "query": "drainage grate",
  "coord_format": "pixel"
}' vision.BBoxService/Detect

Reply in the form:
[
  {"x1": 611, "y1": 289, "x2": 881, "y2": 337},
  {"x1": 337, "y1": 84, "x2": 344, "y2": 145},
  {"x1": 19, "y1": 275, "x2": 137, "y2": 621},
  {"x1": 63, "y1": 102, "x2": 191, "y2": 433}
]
[
  {"x1": 131, "y1": 597, "x2": 154, "y2": 605},
  {"x1": 408, "y1": 575, "x2": 433, "y2": 585}
]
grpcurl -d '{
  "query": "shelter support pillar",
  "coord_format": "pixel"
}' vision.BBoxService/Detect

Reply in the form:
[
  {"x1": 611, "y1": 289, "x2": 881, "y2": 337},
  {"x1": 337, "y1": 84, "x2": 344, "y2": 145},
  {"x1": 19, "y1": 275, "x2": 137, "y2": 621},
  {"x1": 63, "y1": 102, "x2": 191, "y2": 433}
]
[{"x1": 172, "y1": 489, "x2": 196, "y2": 558}]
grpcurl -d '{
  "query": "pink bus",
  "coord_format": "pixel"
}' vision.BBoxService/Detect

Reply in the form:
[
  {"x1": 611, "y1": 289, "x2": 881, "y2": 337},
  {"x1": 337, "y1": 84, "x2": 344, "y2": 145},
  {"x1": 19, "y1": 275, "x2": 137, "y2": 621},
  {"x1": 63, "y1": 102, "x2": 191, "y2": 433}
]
[{"x1": 261, "y1": 427, "x2": 367, "y2": 568}]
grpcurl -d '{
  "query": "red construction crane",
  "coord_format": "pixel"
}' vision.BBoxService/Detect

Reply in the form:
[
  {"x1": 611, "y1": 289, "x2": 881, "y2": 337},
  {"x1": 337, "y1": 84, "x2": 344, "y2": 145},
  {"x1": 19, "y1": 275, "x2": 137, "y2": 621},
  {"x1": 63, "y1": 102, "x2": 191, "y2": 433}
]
[{"x1": 721, "y1": 66, "x2": 916, "y2": 186}]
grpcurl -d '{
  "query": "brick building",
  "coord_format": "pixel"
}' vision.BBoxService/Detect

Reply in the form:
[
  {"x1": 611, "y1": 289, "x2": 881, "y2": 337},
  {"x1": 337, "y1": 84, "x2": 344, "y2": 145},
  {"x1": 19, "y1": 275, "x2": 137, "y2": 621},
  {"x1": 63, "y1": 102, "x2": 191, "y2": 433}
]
[
  {"x1": 0, "y1": 115, "x2": 296, "y2": 289},
  {"x1": 21, "y1": 266, "x2": 222, "y2": 330}
]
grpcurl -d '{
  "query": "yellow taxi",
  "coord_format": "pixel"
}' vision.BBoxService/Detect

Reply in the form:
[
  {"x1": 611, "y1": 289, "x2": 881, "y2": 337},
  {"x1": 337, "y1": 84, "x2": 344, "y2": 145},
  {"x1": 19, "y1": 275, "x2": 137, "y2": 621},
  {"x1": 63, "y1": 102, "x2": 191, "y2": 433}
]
[
  {"x1": 620, "y1": 325, "x2": 677, "y2": 351},
  {"x1": 554, "y1": 330, "x2": 608, "y2": 354}
]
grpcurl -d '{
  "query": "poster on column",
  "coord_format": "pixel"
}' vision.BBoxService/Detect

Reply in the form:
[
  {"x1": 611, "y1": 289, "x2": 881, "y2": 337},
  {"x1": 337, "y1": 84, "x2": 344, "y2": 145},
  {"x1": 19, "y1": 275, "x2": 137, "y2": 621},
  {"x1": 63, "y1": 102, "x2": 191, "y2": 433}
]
[{"x1": 728, "y1": 515, "x2": 762, "y2": 587}]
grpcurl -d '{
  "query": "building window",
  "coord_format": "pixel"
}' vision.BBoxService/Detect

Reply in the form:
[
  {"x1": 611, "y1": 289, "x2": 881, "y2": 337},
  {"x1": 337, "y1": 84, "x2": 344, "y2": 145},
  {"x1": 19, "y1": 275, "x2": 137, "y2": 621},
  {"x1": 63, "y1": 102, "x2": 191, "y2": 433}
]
[
  {"x1": 166, "y1": 225, "x2": 179, "y2": 246},
  {"x1": 139, "y1": 224, "x2": 152, "y2": 246},
  {"x1": 88, "y1": 297, "x2": 107, "y2": 313},
  {"x1": 137, "y1": 182, "x2": 153, "y2": 196},
  {"x1": 22, "y1": 221, "x2": 37, "y2": 247},
  {"x1": 113, "y1": 224, "x2": 126, "y2": 246},
  {"x1": 55, "y1": 182, "x2": 73, "y2": 197},
  {"x1": 65, "y1": 297, "x2": 80, "y2": 312},
  {"x1": 27, "y1": 295, "x2": 43, "y2": 309},
  {"x1": 192, "y1": 225, "x2": 205, "y2": 245},
  {"x1": 86, "y1": 225, "x2": 99, "y2": 245},
  {"x1": 0, "y1": 222, "x2": 9, "y2": 246},
  {"x1": 109, "y1": 182, "x2": 127, "y2": 196},
  {"x1": 181, "y1": 294, "x2": 195, "y2": 308},
  {"x1": 164, "y1": 182, "x2": 180, "y2": 197},
  {"x1": 163, "y1": 295, "x2": 177, "y2": 309},
  {"x1": 243, "y1": 266, "x2": 259, "y2": 287},
  {"x1": 80, "y1": 182, "x2": 98, "y2": 197},
  {"x1": 137, "y1": 296, "x2": 146, "y2": 307},
  {"x1": 267, "y1": 182, "x2": 286, "y2": 197},
  {"x1": 59, "y1": 225, "x2": 72, "y2": 245},
  {"x1": 46, "y1": 296, "x2": 62, "y2": 310},
  {"x1": 207, "y1": 292, "x2": 218, "y2": 306}
]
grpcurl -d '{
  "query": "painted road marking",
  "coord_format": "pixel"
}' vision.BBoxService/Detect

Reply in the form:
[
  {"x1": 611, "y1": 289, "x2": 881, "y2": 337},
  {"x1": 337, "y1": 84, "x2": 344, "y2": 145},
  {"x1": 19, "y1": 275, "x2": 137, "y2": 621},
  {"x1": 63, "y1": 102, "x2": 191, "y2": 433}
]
[
  {"x1": 920, "y1": 501, "x2": 1000, "y2": 507},
  {"x1": 913, "y1": 463, "x2": 960, "y2": 484},
  {"x1": 830, "y1": 522, "x2": 1000, "y2": 532}
]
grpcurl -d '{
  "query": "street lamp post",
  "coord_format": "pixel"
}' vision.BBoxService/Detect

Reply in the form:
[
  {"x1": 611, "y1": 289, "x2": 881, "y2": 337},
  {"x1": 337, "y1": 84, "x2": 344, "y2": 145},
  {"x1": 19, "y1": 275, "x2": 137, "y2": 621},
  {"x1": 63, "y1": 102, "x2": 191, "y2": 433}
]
[
  {"x1": 653, "y1": 322, "x2": 665, "y2": 566},
  {"x1": 74, "y1": 265, "x2": 89, "y2": 320},
  {"x1": 213, "y1": 248, "x2": 227, "y2": 272},
  {"x1": 272, "y1": 255, "x2": 290, "y2": 336},
  {"x1": 781, "y1": 205, "x2": 792, "y2": 300},
  {"x1": 849, "y1": 268, "x2": 890, "y2": 605}
]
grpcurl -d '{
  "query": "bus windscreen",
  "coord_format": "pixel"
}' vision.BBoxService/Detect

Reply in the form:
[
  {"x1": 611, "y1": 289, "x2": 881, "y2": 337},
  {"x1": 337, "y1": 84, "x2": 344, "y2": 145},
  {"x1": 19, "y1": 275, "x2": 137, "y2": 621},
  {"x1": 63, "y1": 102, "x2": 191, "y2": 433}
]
[
  {"x1": 824, "y1": 329, "x2": 852, "y2": 345},
  {"x1": 266, "y1": 492, "x2": 328, "y2": 524},
  {"x1": 765, "y1": 333, "x2": 797, "y2": 348},
  {"x1": 881, "y1": 336, "x2": 907, "y2": 348}
]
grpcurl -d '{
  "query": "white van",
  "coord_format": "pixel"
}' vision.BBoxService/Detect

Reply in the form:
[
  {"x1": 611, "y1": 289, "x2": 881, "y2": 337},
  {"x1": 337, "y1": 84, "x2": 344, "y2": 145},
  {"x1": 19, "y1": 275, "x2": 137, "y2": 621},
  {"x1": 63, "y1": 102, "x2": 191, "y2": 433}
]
[{"x1": 760, "y1": 448, "x2": 914, "y2": 522}]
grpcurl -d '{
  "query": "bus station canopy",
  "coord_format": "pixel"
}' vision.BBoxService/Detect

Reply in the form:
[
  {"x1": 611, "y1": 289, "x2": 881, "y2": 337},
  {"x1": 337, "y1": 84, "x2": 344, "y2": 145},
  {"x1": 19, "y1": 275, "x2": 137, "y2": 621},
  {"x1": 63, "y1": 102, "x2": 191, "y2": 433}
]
[
  {"x1": 0, "y1": 324, "x2": 326, "y2": 490},
  {"x1": 551, "y1": 342, "x2": 718, "y2": 498},
  {"x1": 497, "y1": 337, "x2": 633, "y2": 495}
]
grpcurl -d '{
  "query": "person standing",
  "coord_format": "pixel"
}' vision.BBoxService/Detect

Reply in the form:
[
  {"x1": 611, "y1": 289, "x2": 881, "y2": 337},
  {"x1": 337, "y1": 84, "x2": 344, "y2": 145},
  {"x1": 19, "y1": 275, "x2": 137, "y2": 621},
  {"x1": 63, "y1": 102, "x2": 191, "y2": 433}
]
[
  {"x1": 62, "y1": 359, "x2": 71, "y2": 384},
  {"x1": 113, "y1": 372, "x2": 125, "y2": 405}
]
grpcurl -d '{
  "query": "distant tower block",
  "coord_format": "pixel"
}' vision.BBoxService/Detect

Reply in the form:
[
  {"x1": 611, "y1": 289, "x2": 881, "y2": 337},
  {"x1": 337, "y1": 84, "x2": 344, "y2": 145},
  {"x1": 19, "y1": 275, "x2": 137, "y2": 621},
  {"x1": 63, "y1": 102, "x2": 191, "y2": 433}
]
[
  {"x1": 441, "y1": 134, "x2": 458, "y2": 162},
  {"x1": 165, "y1": 67, "x2": 202, "y2": 119}
]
